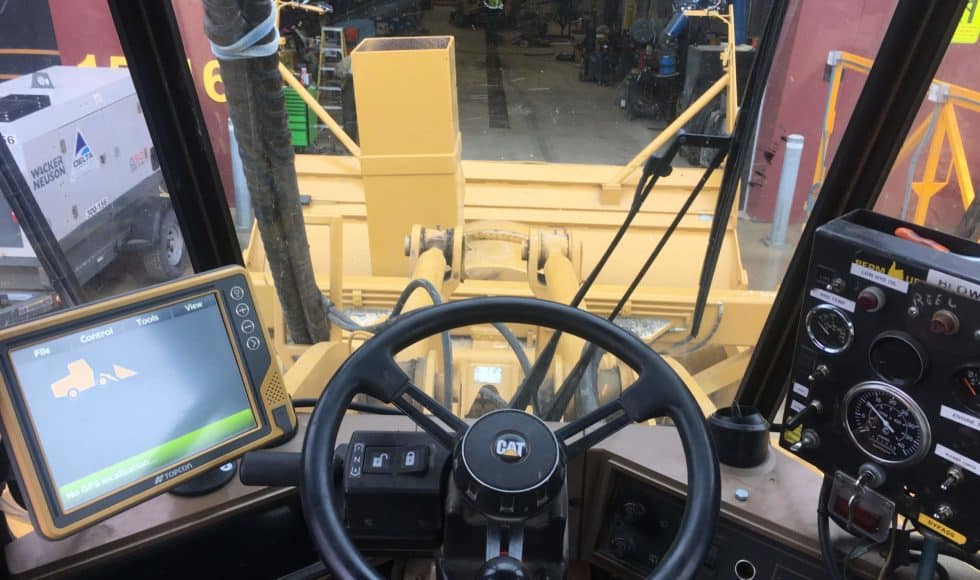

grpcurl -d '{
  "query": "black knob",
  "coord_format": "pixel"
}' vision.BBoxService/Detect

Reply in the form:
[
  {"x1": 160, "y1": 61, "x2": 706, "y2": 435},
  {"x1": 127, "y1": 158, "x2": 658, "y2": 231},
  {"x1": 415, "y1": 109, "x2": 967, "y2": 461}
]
[
  {"x1": 707, "y1": 405, "x2": 770, "y2": 468},
  {"x1": 478, "y1": 556, "x2": 530, "y2": 579},
  {"x1": 453, "y1": 410, "x2": 565, "y2": 519},
  {"x1": 611, "y1": 536, "x2": 635, "y2": 559},
  {"x1": 620, "y1": 501, "x2": 646, "y2": 523},
  {"x1": 785, "y1": 400, "x2": 823, "y2": 430}
]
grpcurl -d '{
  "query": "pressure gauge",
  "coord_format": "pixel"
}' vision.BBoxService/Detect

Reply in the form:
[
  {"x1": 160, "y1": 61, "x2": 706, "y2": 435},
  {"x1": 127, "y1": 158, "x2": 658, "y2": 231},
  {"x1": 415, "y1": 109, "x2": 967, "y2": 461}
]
[
  {"x1": 843, "y1": 382, "x2": 931, "y2": 466},
  {"x1": 954, "y1": 367, "x2": 980, "y2": 415},
  {"x1": 805, "y1": 304, "x2": 854, "y2": 354}
]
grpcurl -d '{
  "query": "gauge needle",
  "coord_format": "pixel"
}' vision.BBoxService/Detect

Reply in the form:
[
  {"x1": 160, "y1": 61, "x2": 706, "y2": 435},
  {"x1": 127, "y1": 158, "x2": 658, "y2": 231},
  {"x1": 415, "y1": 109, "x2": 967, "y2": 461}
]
[
  {"x1": 963, "y1": 377, "x2": 978, "y2": 397},
  {"x1": 866, "y1": 402, "x2": 894, "y2": 434},
  {"x1": 817, "y1": 321, "x2": 831, "y2": 334}
]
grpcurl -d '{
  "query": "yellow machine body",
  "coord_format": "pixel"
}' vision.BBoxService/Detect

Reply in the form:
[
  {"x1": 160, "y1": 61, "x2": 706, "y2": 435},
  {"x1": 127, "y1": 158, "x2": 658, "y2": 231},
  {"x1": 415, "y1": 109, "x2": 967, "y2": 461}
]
[{"x1": 249, "y1": 20, "x2": 770, "y2": 416}]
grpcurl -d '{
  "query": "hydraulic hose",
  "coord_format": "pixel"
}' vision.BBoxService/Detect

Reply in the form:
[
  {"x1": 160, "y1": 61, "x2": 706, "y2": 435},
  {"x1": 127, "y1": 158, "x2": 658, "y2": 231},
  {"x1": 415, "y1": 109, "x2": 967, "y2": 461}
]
[{"x1": 202, "y1": 0, "x2": 329, "y2": 344}]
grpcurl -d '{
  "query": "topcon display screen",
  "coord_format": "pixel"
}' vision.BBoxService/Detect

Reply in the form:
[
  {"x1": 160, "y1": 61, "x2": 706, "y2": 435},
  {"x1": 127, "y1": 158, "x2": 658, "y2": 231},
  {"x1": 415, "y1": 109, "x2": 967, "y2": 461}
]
[{"x1": 6, "y1": 293, "x2": 258, "y2": 513}]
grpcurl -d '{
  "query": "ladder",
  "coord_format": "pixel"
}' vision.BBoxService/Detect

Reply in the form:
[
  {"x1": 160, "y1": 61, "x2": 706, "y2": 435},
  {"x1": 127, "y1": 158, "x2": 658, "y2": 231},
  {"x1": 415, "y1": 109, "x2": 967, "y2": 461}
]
[{"x1": 317, "y1": 26, "x2": 347, "y2": 117}]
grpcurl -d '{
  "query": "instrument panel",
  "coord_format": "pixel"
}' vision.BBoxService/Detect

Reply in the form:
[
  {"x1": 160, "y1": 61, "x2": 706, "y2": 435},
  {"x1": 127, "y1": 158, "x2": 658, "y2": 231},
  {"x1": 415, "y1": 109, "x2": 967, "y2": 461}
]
[{"x1": 781, "y1": 210, "x2": 980, "y2": 550}]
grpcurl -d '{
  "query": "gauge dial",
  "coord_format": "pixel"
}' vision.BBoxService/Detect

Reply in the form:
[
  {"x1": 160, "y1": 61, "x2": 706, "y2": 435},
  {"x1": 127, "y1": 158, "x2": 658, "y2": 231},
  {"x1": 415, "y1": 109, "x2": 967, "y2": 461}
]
[
  {"x1": 869, "y1": 331, "x2": 927, "y2": 386},
  {"x1": 805, "y1": 304, "x2": 854, "y2": 353},
  {"x1": 954, "y1": 367, "x2": 980, "y2": 415},
  {"x1": 843, "y1": 382, "x2": 931, "y2": 466}
]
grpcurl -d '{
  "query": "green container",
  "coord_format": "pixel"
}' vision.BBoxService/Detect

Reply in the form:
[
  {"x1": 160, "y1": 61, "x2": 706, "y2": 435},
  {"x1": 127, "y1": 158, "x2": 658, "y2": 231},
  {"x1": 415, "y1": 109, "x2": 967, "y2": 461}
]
[{"x1": 283, "y1": 86, "x2": 317, "y2": 147}]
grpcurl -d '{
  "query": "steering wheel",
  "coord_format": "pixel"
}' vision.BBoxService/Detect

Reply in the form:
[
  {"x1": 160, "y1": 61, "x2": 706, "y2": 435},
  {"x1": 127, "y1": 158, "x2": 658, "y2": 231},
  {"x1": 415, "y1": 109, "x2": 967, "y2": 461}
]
[{"x1": 301, "y1": 297, "x2": 720, "y2": 579}]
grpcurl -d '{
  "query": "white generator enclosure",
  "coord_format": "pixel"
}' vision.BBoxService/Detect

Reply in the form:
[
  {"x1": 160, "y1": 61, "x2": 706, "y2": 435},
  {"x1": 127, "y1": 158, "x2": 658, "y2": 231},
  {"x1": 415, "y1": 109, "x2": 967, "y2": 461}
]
[{"x1": 0, "y1": 66, "x2": 169, "y2": 294}]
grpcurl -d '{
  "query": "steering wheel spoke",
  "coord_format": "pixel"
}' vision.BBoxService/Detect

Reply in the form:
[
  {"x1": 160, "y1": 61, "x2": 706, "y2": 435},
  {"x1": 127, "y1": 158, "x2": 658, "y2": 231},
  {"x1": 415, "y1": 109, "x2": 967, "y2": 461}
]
[
  {"x1": 392, "y1": 383, "x2": 468, "y2": 450},
  {"x1": 555, "y1": 372, "x2": 675, "y2": 459}
]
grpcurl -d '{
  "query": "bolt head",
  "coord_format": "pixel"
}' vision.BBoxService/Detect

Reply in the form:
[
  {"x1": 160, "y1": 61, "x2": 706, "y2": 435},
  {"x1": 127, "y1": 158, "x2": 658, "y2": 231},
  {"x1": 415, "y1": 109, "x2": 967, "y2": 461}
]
[
  {"x1": 734, "y1": 488, "x2": 749, "y2": 502},
  {"x1": 907, "y1": 306, "x2": 920, "y2": 318}
]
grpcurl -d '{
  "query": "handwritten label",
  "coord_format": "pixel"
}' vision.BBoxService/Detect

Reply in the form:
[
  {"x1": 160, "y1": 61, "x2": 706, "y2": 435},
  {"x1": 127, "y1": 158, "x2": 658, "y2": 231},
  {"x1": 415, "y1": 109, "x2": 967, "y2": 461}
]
[
  {"x1": 926, "y1": 270, "x2": 980, "y2": 301},
  {"x1": 935, "y1": 444, "x2": 980, "y2": 477},
  {"x1": 809, "y1": 288, "x2": 856, "y2": 312},
  {"x1": 850, "y1": 262, "x2": 909, "y2": 293},
  {"x1": 912, "y1": 291, "x2": 959, "y2": 310},
  {"x1": 940, "y1": 405, "x2": 980, "y2": 432},
  {"x1": 792, "y1": 382, "x2": 810, "y2": 397}
]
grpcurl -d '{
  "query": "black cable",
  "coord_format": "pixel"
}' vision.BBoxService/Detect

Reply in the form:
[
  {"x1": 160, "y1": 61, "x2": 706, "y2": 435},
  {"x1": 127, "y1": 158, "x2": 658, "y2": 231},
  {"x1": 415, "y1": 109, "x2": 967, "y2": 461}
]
[
  {"x1": 908, "y1": 555, "x2": 949, "y2": 580},
  {"x1": 543, "y1": 146, "x2": 728, "y2": 421},
  {"x1": 508, "y1": 165, "x2": 660, "y2": 412},
  {"x1": 818, "y1": 475, "x2": 845, "y2": 580},
  {"x1": 292, "y1": 397, "x2": 404, "y2": 415},
  {"x1": 324, "y1": 278, "x2": 455, "y2": 407},
  {"x1": 492, "y1": 322, "x2": 532, "y2": 376},
  {"x1": 909, "y1": 538, "x2": 980, "y2": 571}
]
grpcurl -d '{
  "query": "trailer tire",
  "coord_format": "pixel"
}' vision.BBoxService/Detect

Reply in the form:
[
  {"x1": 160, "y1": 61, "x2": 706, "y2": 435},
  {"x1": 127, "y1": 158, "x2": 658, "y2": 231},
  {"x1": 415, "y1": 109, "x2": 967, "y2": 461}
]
[{"x1": 139, "y1": 208, "x2": 188, "y2": 282}]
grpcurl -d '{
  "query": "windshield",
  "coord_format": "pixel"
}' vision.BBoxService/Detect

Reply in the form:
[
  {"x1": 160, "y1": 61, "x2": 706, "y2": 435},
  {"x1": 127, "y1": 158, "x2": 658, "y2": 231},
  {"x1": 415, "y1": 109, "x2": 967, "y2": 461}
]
[{"x1": 2, "y1": 0, "x2": 979, "y2": 432}]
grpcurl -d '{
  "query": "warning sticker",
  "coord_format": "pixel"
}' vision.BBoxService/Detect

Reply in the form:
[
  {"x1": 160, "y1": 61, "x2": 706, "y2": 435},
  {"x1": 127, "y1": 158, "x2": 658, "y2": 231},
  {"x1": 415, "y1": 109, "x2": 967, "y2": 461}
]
[
  {"x1": 953, "y1": 0, "x2": 980, "y2": 45},
  {"x1": 917, "y1": 512, "x2": 967, "y2": 545},
  {"x1": 782, "y1": 425, "x2": 802, "y2": 445}
]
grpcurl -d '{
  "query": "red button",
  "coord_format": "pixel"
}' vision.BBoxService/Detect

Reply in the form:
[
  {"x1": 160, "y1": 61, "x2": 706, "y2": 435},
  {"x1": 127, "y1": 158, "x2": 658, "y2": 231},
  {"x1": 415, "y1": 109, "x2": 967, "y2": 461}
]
[{"x1": 857, "y1": 287, "x2": 885, "y2": 312}]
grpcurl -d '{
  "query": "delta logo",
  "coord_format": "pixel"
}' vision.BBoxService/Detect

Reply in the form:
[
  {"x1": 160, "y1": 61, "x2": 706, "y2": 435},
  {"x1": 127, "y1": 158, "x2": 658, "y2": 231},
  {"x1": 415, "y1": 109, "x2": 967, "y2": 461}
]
[{"x1": 71, "y1": 131, "x2": 95, "y2": 180}]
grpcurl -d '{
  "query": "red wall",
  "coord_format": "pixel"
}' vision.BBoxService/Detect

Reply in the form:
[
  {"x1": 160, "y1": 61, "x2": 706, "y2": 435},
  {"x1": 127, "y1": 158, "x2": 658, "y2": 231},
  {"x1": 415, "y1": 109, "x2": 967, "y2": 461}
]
[
  {"x1": 47, "y1": 0, "x2": 233, "y2": 203},
  {"x1": 749, "y1": 0, "x2": 980, "y2": 233}
]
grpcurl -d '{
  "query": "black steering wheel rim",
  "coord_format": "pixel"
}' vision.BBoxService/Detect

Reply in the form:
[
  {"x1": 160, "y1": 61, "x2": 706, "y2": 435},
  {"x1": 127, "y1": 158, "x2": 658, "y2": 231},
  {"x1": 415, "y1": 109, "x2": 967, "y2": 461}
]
[{"x1": 301, "y1": 296, "x2": 720, "y2": 579}]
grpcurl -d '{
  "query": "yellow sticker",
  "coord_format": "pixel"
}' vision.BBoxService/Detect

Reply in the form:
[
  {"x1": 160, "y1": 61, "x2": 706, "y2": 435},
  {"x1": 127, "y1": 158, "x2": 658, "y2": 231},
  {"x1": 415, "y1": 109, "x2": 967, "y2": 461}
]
[
  {"x1": 917, "y1": 513, "x2": 967, "y2": 545},
  {"x1": 953, "y1": 1, "x2": 980, "y2": 45},
  {"x1": 782, "y1": 425, "x2": 802, "y2": 445}
]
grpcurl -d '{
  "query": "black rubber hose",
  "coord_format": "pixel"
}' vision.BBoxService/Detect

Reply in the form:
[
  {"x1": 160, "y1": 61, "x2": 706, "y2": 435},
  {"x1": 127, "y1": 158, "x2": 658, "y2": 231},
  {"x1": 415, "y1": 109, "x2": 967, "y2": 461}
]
[
  {"x1": 202, "y1": 0, "x2": 329, "y2": 345},
  {"x1": 909, "y1": 538, "x2": 980, "y2": 570},
  {"x1": 492, "y1": 322, "x2": 532, "y2": 376},
  {"x1": 508, "y1": 166, "x2": 658, "y2": 412},
  {"x1": 818, "y1": 475, "x2": 845, "y2": 580},
  {"x1": 324, "y1": 278, "x2": 455, "y2": 407}
]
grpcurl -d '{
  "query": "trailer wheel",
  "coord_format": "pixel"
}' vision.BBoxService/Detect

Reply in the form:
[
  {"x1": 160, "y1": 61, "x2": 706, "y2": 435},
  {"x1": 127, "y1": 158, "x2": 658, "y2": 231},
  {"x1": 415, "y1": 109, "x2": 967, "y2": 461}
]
[{"x1": 140, "y1": 208, "x2": 188, "y2": 282}]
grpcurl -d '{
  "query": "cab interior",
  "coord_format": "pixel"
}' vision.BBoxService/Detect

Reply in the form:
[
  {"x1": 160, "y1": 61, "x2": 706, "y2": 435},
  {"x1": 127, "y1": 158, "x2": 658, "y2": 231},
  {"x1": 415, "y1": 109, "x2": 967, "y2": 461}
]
[{"x1": 0, "y1": 1, "x2": 978, "y2": 579}]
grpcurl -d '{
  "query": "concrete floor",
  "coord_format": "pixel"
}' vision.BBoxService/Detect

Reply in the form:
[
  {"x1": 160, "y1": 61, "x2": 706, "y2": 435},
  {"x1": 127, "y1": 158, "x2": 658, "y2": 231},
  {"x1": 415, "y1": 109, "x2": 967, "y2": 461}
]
[
  {"x1": 426, "y1": 7, "x2": 656, "y2": 164},
  {"x1": 424, "y1": 6, "x2": 795, "y2": 291}
]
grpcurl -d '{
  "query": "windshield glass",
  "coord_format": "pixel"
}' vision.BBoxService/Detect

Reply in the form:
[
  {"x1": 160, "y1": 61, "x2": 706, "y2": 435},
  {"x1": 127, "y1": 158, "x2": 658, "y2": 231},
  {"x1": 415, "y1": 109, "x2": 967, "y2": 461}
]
[
  {"x1": 4, "y1": 0, "x2": 979, "y2": 428},
  {"x1": 0, "y1": 1, "x2": 191, "y2": 329}
]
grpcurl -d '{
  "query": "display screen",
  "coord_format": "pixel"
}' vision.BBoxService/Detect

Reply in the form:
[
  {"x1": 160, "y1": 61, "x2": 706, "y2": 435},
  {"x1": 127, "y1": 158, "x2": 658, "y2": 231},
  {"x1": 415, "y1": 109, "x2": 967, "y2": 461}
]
[{"x1": 7, "y1": 293, "x2": 257, "y2": 512}]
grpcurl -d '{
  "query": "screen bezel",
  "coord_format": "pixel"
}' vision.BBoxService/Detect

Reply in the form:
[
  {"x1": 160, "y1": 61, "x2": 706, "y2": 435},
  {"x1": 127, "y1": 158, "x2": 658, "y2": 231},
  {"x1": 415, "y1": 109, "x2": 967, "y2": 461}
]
[
  {"x1": 6, "y1": 290, "x2": 262, "y2": 516},
  {"x1": 0, "y1": 267, "x2": 288, "y2": 538}
]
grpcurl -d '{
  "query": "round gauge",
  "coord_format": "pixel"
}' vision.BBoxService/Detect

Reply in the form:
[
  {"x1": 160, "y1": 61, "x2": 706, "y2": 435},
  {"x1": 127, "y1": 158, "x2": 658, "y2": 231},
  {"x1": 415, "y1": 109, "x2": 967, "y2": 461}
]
[
  {"x1": 868, "y1": 331, "x2": 927, "y2": 386},
  {"x1": 954, "y1": 367, "x2": 980, "y2": 415},
  {"x1": 843, "y1": 382, "x2": 931, "y2": 466},
  {"x1": 805, "y1": 304, "x2": 854, "y2": 353}
]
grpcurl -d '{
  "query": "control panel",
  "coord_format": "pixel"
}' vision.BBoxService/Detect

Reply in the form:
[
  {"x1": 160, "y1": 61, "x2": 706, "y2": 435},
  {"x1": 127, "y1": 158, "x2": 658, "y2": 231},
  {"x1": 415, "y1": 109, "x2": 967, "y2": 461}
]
[
  {"x1": 592, "y1": 472, "x2": 826, "y2": 579},
  {"x1": 781, "y1": 210, "x2": 980, "y2": 550},
  {"x1": 343, "y1": 431, "x2": 450, "y2": 551}
]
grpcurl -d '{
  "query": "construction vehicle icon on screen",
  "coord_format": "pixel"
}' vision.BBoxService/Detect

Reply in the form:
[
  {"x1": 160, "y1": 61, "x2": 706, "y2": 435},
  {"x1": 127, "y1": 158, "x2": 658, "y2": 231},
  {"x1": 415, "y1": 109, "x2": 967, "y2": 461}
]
[{"x1": 51, "y1": 359, "x2": 138, "y2": 398}]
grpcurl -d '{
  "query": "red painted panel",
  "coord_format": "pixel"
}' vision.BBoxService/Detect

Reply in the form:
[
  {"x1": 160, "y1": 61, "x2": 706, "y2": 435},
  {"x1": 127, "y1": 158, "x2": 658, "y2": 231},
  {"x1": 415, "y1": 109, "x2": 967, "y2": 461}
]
[
  {"x1": 47, "y1": 0, "x2": 233, "y2": 203},
  {"x1": 752, "y1": 1, "x2": 980, "y2": 234},
  {"x1": 748, "y1": 0, "x2": 897, "y2": 224}
]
